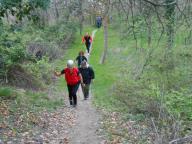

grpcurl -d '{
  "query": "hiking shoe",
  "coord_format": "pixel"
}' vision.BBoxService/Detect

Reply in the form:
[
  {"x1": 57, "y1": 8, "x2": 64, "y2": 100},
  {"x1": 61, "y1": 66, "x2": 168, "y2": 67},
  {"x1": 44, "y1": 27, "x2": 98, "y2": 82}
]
[{"x1": 73, "y1": 104, "x2": 77, "y2": 108}]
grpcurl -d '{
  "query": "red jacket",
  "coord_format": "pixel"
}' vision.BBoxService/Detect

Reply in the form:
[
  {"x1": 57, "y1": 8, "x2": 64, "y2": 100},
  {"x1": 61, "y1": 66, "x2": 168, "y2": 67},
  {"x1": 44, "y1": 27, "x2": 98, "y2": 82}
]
[
  {"x1": 63, "y1": 68, "x2": 80, "y2": 85},
  {"x1": 82, "y1": 35, "x2": 92, "y2": 44}
]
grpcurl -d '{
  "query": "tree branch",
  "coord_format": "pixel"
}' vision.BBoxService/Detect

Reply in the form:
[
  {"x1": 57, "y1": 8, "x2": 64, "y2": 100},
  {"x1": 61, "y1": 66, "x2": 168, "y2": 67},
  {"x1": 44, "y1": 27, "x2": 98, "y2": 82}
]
[
  {"x1": 142, "y1": 0, "x2": 177, "y2": 7},
  {"x1": 169, "y1": 135, "x2": 192, "y2": 144}
]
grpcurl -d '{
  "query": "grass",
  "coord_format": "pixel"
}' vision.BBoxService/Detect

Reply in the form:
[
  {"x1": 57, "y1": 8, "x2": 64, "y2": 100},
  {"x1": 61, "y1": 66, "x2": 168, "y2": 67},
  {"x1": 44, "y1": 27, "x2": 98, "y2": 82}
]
[
  {"x1": 48, "y1": 19, "x2": 192, "y2": 143},
  {"x1": 0, "y1": 87, "x2": 16, "y2": 100},
  {"x1": 58, "y1": 25, "x2": 125, "y2": 110},
  {"x1": 89, "y1": 28, "x2": 122, "y2": 110},
  {"x1": 56, "y1": 23, "x2": 192, "y2": 119}
]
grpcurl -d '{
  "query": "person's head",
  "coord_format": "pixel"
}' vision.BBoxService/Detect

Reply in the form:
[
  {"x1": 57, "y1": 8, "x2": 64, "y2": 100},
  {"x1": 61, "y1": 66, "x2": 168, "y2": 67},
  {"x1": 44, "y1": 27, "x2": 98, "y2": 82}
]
[
  {"x1": 81, "y1": 60, "x2": 87, "y2": 68},
  {"x1": 79, "y1": 51, "x2": 84, "y2": 56},
  {"x1": 67, "y1": 60, "x2": 74, "y2": 69},
  {"x1": 86, "y1": 32, "x2": 89, "y2": 36}
]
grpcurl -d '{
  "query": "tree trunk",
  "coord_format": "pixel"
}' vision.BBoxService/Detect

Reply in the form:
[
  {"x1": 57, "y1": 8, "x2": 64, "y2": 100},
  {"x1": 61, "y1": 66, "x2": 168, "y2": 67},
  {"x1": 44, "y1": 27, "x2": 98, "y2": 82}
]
[
  {"x1": 41, "y1": 9, "x2": 49, "y2": 26},
  {"x1": 164, "y1": 0, "x2": 176, "y2": 84},
  {"x1": 5, "y1": 11, "x2": 10, "y2": 24},
  {"x1": 164, "y1": 0, "x2": 176, "y2": 70},
  {"x1": 79, "y1": 0, "x2": 84, "y2": 35},
  {"x1": 100, "y1": 16, "x2": 108, "y2": 64},
  {"x1": 130, "y1": 0, "x2": 138, "y2": 49},
  {"x1": 165, "y1": 0, "x2": 176, "y2": 53},
  {"x1": 147, "y1": 15, "x2": 152, "y2": 47},
  {"x1": 54, "y1": 0, "x2": 59, "y2": 21},
  {"x1": 79, "y1": 18, "x2": 83, "y2": 36}
]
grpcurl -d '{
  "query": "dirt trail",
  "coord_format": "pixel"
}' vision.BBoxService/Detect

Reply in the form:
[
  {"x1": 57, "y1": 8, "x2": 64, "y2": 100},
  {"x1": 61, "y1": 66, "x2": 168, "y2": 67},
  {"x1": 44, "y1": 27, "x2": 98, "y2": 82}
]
[
  {"x1": 47, "y1": 29, "x2": 104, "y2": 144},
  {"x1": 68, "y1": 29, "x2": 105, "y2": 144},
  {"x1": 56, "y1": 29, "x2": 104, "y2": 144},
  {"x1": 68, "y1": 88, "x2": 104, "y2": 144}
]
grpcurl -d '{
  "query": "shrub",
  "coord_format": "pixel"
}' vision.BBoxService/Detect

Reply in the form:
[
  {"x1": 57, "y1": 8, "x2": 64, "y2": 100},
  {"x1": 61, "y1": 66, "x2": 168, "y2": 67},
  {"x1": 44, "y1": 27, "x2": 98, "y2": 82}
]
[
  {"x1": 23, "y1": 57, "x2": 52, "y2": 85},
  {"x1": 165, "y1": 89, "x2": 192, "y2": 121},
  {"x1": 27, "y1": 42, "x2": 62, "y2": 61},
  {"x1": 113, "y1": 79, "x2": 152, "y2": 115},
  {"x1": 7, "y1": 64, "x2": 43, "y2": 90},
  {"x1": 0, "y1": 87, "x2": 16, "y2": 100},
  {"x1": 0, "y1": 45, "x2": 29, "y2": 82}
]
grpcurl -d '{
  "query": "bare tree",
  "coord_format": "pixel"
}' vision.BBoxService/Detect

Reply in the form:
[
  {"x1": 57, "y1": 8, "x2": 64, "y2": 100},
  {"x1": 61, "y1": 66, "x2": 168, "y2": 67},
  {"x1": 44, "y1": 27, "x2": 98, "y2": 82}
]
[
  {"x1": 78, "y1": 0, "x2": 84, "y2": 35},
  {"x1": 100, "y1": 0, "x2": 110, "y2": 64}
]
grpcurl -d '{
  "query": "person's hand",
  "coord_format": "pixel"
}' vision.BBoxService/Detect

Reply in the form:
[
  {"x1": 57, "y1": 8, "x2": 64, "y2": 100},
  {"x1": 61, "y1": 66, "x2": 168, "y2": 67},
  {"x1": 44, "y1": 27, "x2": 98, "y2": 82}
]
[
  {"x1": 54, "y1": 71, "x2": 58, "y2": 76},
  {"x1": 81, "y1": 83, "x2": 85, "y2": 87}
]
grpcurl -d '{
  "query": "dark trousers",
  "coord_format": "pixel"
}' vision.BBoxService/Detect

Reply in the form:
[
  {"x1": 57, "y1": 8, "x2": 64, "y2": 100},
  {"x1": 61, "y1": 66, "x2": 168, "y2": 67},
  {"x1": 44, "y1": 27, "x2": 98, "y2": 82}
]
[
  {"x1": 81, "y1": 84, "x2": 90, "y2": 99},
  {"x1": 67, "y1": 83, "x2": 80, "y2": 106},
  {"x1": 97, "y1": 22, "x2": 101, "y2": 28},
  {"x1": 85, "y1": 43, "x2": 91, "y2": 53}
]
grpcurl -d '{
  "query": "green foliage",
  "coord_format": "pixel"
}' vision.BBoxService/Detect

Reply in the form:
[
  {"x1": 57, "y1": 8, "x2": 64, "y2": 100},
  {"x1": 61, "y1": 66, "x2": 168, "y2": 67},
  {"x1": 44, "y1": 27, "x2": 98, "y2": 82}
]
[
  {"x1": 0, "y1": 0, "x2": 22, "y2": 8},
  {"x1": 0, "y1": 20, "x2": 76, "y2": 86},
  {"x1": 67, "y1": 25, "x2": 192, "y2": 139},
  {"x1": 113, "y1": 77, "x2": 192, "y2": 122},
  {"x1": 29, "y1": 0, "x2": 50, "y2": 10},
  {"x1": 0, "y1": 87, "x2": 16, "y2": 100},
  {"x1": 42, "y1": 21, "x2": 77, "y2": 43},
  {"x1": 165, "y1": 89, "x2": 192, "y2": 121},
  {"x1": 24, "y1": 57, "x2": 52, "y2": 85},
  {"x1": 18, "y1": 90, "x2": 64, "y2": 110},
  {"x1": 0, "y1": 0, "x2": 50, "y2": 21},
  {"x1": 5, "y1": 46, "x2": 26, "y2": 63},
  {"x1": 0, "y1": 45, "x2": 28, "y2": 75}
]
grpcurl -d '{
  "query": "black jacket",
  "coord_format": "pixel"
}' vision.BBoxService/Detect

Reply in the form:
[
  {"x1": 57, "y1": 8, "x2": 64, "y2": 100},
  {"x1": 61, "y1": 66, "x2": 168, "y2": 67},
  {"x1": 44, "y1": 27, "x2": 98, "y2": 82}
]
[
  {"x1": 79, "y1": 66, "x2": 95, "y2": 84},
  {"x1": 76, "y1": 56, "x2": 87, "y2": 67}
]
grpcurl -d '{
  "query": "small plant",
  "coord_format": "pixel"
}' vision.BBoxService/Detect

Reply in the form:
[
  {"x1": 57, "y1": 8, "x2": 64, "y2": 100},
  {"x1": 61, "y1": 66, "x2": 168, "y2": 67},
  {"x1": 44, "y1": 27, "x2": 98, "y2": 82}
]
[{"x1": 0, "y1": 87, "x2": 16, "y2": 100}]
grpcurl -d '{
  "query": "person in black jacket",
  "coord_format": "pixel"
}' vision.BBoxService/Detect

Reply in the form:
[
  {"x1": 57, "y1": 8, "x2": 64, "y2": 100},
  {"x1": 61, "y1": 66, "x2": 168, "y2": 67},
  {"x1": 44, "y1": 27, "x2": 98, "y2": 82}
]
[
  {"x1": 75, "y1": 51, "x2": 87, "y2": 68},
  {"x1": 79, "y1": 61, "x2": 95, "y2": 100}
]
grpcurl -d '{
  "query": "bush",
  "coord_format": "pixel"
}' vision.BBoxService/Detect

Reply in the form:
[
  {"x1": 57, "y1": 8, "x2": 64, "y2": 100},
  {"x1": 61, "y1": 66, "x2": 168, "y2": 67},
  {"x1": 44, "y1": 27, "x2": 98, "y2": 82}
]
[
  {"x1": 0, "y1": 45, "x2": 29, "y2": 83},
  {"x1": 113, "y1": 77, "x2": 192, "y2": 120},
  {"x1": 0, "y1": 22, "x2": 76, "y2": 88},
  {"x1": 5, "y1": 46, "x2": 26, "y2": 63},
  {"x1": 23, "y1": 57, "x2": 52, "y2": 85},
  {"x1": 165, "y1": 89, "x2": 192, "y2": 121},
  {"x1": 0, "y1": 87, "x2": 16, "y2": 100},
  {"x1": 113, "y1": 79, "x2": 151, "y2": 114},
  {"x1": 27, "y1": 42, "x2": 63, "y2": 61},
  {"x1": 112, "y1": 73, "x2": 192, "y2": 140},
  {"x1": 7, "y1": 64, "x2": 43, "y2": 90}
]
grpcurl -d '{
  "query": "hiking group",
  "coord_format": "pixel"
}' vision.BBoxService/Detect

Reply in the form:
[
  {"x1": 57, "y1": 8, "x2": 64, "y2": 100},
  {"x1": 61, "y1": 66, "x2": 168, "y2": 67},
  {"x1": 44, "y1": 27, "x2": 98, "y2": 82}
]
[{"x1": 54, "y1": 32, "x2": 95, "y2": 107}]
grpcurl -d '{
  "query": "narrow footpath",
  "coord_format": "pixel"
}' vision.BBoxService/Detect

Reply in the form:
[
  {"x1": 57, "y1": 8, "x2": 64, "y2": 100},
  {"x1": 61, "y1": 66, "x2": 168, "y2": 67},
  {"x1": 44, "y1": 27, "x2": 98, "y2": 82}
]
[{"x1": 68, "y1": 30, "x2": 105, "y2": 144}]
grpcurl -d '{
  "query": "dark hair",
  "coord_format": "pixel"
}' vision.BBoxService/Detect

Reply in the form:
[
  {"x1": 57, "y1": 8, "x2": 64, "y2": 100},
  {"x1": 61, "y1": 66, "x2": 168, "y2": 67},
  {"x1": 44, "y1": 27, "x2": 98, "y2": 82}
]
[{"x1": 79, "y1": 51, "x2": 84, "y2": 55}]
